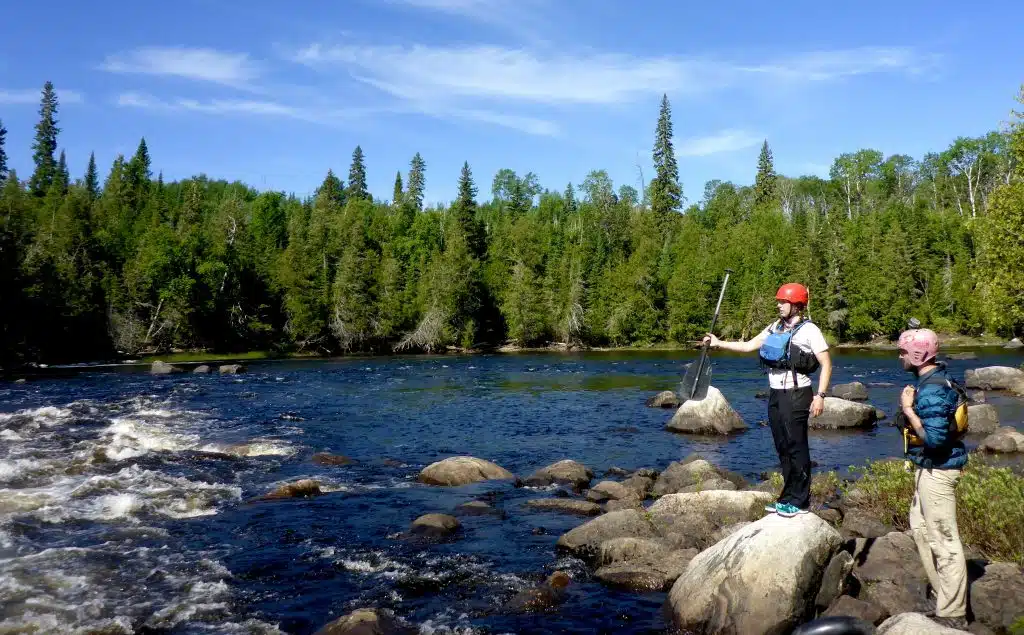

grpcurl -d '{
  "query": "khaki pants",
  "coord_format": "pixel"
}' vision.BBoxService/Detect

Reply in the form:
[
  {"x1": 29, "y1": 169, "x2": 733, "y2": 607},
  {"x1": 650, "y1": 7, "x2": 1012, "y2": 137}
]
[{"x1": 909, "y1": 466, "x2": 968, "y2": 618}]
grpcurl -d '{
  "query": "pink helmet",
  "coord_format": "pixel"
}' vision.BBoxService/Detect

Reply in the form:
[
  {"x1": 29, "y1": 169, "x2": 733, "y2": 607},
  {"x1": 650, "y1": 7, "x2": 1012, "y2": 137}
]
[{"x1": 898, "y1": 328, "x2": 939, "y2": 366}]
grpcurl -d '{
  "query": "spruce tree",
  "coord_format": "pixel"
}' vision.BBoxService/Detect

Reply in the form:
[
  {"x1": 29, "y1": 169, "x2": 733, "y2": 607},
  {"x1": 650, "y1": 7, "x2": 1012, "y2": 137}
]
[
  {"x1": 29, "y1": 81, "x2": 60, "y2": 197},
  {"x1": 0, "y1": 119, "x2": 8, "y2": 182},
  {"x1": 347, "y1": 145, "x2": 369, "y2": 201},
  {"x1": 406, "y1": 152, "x2": 426, "y2": 212},
  {"x1": 453, "y1": 161, "x2": 485, "y2": 259},
  {"x1": 85, "y1": 152, "x2": 99, "y2": 200},
  {"x1": 56, "y1": 150, "x2": 69, "y2": 194},
  {"x1": 754, "y1": 140, "x2": 778, "y2": 208},
  {"x1": 649, "y1": 93, "x2": 681, "y2": 228},
  {"x1": 392, "y1": 170, "x2": 403, "y2": 206}
]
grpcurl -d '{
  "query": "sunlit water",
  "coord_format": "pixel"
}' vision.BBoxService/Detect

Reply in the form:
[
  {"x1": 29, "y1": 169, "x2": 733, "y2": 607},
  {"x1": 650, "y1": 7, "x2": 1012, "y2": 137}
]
[{"x1": 2, "y1": 349, "x2": 1022, "y2": 634}]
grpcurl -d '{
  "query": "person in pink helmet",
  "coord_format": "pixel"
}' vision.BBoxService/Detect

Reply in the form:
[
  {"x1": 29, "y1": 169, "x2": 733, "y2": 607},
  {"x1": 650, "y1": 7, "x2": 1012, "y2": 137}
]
[{"x1": 896, "y1": 326, "x2": 969, "y2": 630}]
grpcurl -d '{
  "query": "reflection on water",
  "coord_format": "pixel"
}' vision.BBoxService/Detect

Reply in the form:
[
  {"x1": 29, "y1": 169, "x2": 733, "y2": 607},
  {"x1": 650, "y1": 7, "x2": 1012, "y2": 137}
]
[{"x1": 0, "y1": 349, "x2": 1021, "y2": 633}]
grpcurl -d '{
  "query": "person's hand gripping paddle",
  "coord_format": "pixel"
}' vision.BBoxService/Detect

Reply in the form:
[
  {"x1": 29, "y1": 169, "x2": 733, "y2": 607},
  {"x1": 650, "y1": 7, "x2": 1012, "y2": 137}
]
[{"x1": 677, "y1": 269, "x2": 732, "y2": 402}]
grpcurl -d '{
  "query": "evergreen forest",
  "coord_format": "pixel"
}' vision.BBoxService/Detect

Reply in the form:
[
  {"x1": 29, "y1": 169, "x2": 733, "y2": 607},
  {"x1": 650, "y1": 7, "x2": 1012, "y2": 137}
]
[{"x1": 1, "y1": 83, "x2": 1023, "y2": 366}]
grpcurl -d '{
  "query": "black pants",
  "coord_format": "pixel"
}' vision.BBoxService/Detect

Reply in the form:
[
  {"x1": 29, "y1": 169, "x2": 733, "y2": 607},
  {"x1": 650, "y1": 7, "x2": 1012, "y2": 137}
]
[{"x1": 768, "y1": 386, "x2": 813, "y2": 509}]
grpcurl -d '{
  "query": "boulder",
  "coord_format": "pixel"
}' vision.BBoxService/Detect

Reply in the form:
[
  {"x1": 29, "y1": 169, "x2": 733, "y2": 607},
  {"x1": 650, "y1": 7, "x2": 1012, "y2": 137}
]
[
  {"x1": 811, "y1": 397, "x2": 880, "y2": 430},
  {"x1": 947, "y1": 352, "x2": 979, "y2": 360},
  {"x1": 967, "y1": 561, "x2": 1024, "y2": 633},
  {"x1": 523, "y1": 459, "x2": 593, "y2": 490},
  {"x1": 605, "y1": 497, "x2": 644, "y2": 512},
  {"x1": 555, "y1": 509, "x2": 658, "y2": 561},
  {"x1": 876, "y1": 613, "x2": 971, "y2": 634},
  {"x1": 314, "y1": 608, "x2": 414, "y2": 635},
  {"x1": 1004, "y1": 337, "x2": 1023, "y2": 349},
  {"x1": 832, "y1": 382, "x2": 869, "y2": 401},
  {"x1": 260, "y1": 479, "x2": 323, "y2": 500},
  {"x1": 418, "y1": 456, "x2": 516, "y2": 486},
  {"x1": 410, "y1": 513, "x2": 460, "y2": 538},
  {"x1": 665, "y1": 386, "x2": 747, "y2": 435},
  {"x1": 595, "y1": 543, "x2": 698, "y2": 592},
  {"x1": 219, "y1": 363, "x2": 246, "y2": 374},
  {"x1": 193, "y1": 364, "x2": 211, "y2": 373},
  {"x1": 646, "y1": 390, "x2": 680, "y2": 408},
  {"x1": 525, "y1": 499, "x2": 602, "y2": 516},
  {"x1": 965, "y1": 366, "x2": 1024, "y2": 391},
  {"x1": 312, "y1": 453, "x2": 358, "y2": 466},
  {"x1": 966, "y1": 404, "x2": 1000, "y2": 436},
  {"x1": 841, "y1": 508, "x2": 891, "y2": 539},
  {"x1": 455, "y1": 501, "x2": 503, "y2": 517},
  {"x1": 652, "y1": 458, "x2": 736, "y2": 496},
  {"x1": 666, "y1": 513, "x2": 843, "y2": 634},
  {"x1": 503, "y1": 571, "x2": 570, "y2": 612},
  {"x1": 648, "y1": 490, "x2": 774, "y2": 550},
  {"x1": 849, "y1": 532, "x2": 931, "y2": 615},
  {"x1": 977, "y1": 427, "x2": 1024, "y2": 453},
  {"x1": 619, "y1": 474, "x2": 654, "y2": 499},
  {"x1": 824, "y1": 595, "x2": 888, "y2": 625},
  {"x1": 815, "y1": 551, "x2": 855, "y2": 611},
  {"x1": 150, "y1": 360, "x2": 180, "y2": 375},
  {"x1": 585, "y1": 480, "x2": 636, "y2": 502}
]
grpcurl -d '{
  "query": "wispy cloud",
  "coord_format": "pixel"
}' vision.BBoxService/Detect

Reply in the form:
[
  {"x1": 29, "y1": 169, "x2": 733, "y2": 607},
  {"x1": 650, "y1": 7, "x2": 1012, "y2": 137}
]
[
  {"x1": 676, "y1": 129, "x2": 762, "y2": 157},
  {"x1": 0, "y1": 88, "x2": 84, "y2": 105},
  {"x1": 379, "y1": 0, "x2": 550, "y2": 34},
  {"x1": 115, "y1": 91, "x2": 372, "y2": 124},
  {"x1": 740, "y1": 46, "x2": 939, "y2": 82},
  {"x1": 101, "y1": 47, "x2": 261, "y2": 87}
]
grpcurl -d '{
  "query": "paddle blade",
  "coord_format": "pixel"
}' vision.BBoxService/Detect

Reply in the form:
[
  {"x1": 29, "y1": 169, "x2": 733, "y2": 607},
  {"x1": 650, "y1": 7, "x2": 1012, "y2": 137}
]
[{"x1": 677, "y1": 359, "x2": 712, "y2": 401}]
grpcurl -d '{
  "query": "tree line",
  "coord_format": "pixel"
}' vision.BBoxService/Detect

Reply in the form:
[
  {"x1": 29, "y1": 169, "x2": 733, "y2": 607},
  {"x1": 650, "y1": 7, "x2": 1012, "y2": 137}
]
[{"x1": 1, "y1": 84, "x2": 1022, "y2": 366}]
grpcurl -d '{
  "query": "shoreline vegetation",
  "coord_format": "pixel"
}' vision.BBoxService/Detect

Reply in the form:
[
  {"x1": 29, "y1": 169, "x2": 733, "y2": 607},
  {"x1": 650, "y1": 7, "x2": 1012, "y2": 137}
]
[{"x1": 2, "y1": 84, "x2": 1024, "y2": 371}]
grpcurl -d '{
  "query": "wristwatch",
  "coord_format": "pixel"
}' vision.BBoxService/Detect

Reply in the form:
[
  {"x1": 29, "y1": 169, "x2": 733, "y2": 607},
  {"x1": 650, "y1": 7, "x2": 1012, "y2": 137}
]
[{"x1": 816, "y1": 391, "x2": 826, "y2": 399}]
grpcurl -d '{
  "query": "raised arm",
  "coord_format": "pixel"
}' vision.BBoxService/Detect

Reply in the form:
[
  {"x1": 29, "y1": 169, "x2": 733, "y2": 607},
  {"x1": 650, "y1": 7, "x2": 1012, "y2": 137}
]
[{"x1": 703, "y1": 330, "x2": 766, "y2": 353}]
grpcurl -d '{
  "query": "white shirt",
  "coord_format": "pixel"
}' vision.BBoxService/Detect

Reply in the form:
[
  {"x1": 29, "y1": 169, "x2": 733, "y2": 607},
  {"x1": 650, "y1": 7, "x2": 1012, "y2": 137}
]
[{"x1": 759, "y1": 319, "x2": 830, "y2": 390}]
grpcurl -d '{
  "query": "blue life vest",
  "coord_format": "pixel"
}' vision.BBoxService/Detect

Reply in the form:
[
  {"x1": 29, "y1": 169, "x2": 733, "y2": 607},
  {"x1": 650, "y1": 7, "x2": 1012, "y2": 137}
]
[{"x1": 758, "y1": 319, "x2": 820, "y2": 375}]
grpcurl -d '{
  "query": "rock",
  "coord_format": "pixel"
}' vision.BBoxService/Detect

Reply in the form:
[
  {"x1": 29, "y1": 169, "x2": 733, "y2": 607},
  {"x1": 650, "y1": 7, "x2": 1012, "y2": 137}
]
[
  {"x1": 525, "y1": 499, "x2": 602, "y2": 516},
  {"x1": 1005, "y1": 337, "x2": 1023, "y2": 349},
  {"x1": 815, "y1": 507, "x2": 843, "y2": 526},
  {"x1": 555, "y1": 509, "x2": 658, "y2": 561},
  {"x1": 665, "y1": 386, "x2": 748, "y2": 435},
  {"x1": 824, "y1": 595, "x2": 889, "y2": 625},
  {"x1": 219, "y1": 363, "x2": 246, "y2": 374},
  {"x1": 455, "y1": 501, "x2": 502, "y2": 517},
  {"x1": 816, "y1": 551, "x2": 855, "y2": 611},
  {"x1": 605, "y1": 497, "x2": 643, "y2": 512},
  {"x1": 598, "y1": 537, "x2": 668, "y2": 564},
  {"x1": 604, "y1": 466, "x2": 629, "y2": 477},
  {"x1": 646, "y1": 390, "x2": 680, "y2": 408},
  {"x1": 947, "y1": 352, "x2": 979, "y2": 360},
  {"x1": 876, "y1": 613, "x2": 972, "y2": 634},
  {"x1": 193, "y1": 364, "x2": 211, "y2": 373},
  {"x1": 523, "y1": 459, "x2": 594, "y2": 491},
  {"x1": 965, "y1": 366, "x2": 1024, "y2": 391},
  {"x1": 260, "y1": 479, "x2": 323, "y2": 500},
  {"x1": 966, "y1": 404, "x2": 1000, "y2": 436},
  {"x1": 14, "y1": 378, "x2": 26, "y2": 384},
  {"x1": 648, "y1": 490, "x2": 774, "y2": 550},
  {"x1": 832, "y1": 381, "x2": 869, "y2": 401},
  {"x1": 585, "y1": 480, "x2": 635, "y2": 502},
  {"x1": 418, "y1": 456, "x2": 516, "y2": 486},
  {"x1": 150, "y1": 360, "x2": 180, "y2": 374},
  {"x1": 312, "y1": 453, "x2": 358, "y2": 466},
  {"x1": 969, "y1": 390, "x2": 986, "y2": 403},
  {"x1": 967, "y1": 561, "x2": 1024, "y2": 633},
  {"x1": 652, "y1": 458, "x2": 732, "y2": 496},
  {"x1": 755, "y1": 390, "x2": 769, "y2": 399},
  {"x1": 619, "y1": 474, "x2": 654, "y2": 499},
  {"x1": 504, "y1": 571, "x2": 570, "y2": 612},
  {"x1": 666, "y1": 513, "x2": 843, "y2": 634},
  {"x1": 841, "y1": 508, "x2": 891, "y2": 539},
  {"x1": 595, "y1": 547, "x2": 698, "y2": 592},
  {"x1": 707, "y1": 521, "x2": 751, "y2": 544},
  {"x1": 811, "y1": 397, "x2": 880, "y2": 429},
  {"x1": 410, "y1": 513, "x2": 460, "y2": 538},
  {"x1": 314, "y1": 607, "x2": 413, "y2": 635},
  {"x1": 978, "y1": 427, "x2": 1024, "y2": 453},
  {"x1": 850, "y1": 532, "x2": 931, "y2": 615}
]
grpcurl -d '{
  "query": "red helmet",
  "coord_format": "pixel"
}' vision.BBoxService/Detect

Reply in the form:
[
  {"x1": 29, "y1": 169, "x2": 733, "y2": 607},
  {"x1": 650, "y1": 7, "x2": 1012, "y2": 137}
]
[
  {"x1": 776, "y1": 283, "x2": 809, "y2": 305},
  {"x1": 898, "y1": 328, "x2": 939, "y2": 366}
]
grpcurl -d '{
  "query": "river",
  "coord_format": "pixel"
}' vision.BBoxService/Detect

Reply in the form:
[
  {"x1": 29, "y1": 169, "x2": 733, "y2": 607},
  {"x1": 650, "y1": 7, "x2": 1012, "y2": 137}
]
[{"x1": 1, "y1": 349, "x2": 1022, "y2": 634}]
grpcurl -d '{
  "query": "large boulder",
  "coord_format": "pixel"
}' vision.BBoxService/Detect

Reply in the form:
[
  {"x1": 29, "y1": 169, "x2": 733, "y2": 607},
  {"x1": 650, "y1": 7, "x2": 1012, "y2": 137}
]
[
  {"x1": 966, "y1": 404, "x2": 1000, "y2": 436},
  {"x1": 832, "y1": 382, "x2": 869, "y2": 401},
  {"x1": 555, "y1": 509, "x2": 659, "y2": 561},
  {"x1": 811, "y1": 397, "x2": 880, "y2": 430},
  {"x1": 648, "y1": 490, "x2": 774, "y2": 550},
  {"x1": 595, "y1": 538, "x2": 697, "y2": 592},
  {"x1": 150, "y1": 360, "x2": 181, "y2": 375},
  {"x1": 849, "y1": 532, "x2": 931, "y2": 616},
  {"x1": 876, "y1": 613, "x2": 971, "y2": 634},
  {"x1": 968, "y1": 561, "x2": 1024, "y2": 633},
  {"x1": 977, "y1": 427, "x2": 1024, "y2": 453},
  {"x1": 523, "y1": 459, "x2": 593, "y2": 490},
  {"x1": 652, "y1": 458, "x2": 741, "y2": 496},
  {"x1": 965, "y1": 366, "x2": 1024, "y2": 391},
  {"x1": 585, "y1": 480, "x2": 637, "y2": 503},
  {"x1": 665, "y1": 386, "x2": 747, "y2": 435},
  {"x1": 417, "y1": 456, "x2": 516, "y2": 486},
  {"x1": 666, "y1": 513, "x2": 843, "y2": 634}
]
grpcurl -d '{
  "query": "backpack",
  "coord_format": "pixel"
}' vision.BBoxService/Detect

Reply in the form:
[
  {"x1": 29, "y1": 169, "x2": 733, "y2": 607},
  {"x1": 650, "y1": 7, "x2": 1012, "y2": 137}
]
[
  {"x1": 758, "y1": 319, "x2": 821, "y2": 378},
  {"x1": 918, "y1": 367, "x2": 970, "y2": 439}
]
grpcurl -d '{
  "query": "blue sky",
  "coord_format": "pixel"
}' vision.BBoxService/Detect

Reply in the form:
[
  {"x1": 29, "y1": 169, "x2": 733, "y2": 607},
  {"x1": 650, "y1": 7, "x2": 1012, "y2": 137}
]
[{"x1": 1, "y1": 0, "x2": 1022, "y2": 206}]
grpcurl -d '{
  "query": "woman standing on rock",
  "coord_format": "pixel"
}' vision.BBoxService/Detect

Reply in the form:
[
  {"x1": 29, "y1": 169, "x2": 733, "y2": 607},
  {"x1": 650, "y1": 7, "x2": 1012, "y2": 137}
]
[
  {"x1": 895, "y1": 327, "x2": 969, "y2": 630},
  {"x1": 703, "y1": 282, "x2": 832, "y2": 518}
]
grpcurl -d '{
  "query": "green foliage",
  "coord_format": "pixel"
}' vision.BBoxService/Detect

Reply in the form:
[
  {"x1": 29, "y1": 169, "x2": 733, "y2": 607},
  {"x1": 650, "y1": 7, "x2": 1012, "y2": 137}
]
[
  {"x1": 0, "y1": 81, "x2": 1022, "y2": 363},
  {"x1": 844, "y1": 459, "x2": 914, "y2": 529},
  {"x1": 0, "y1": 118, "x2": 8, "y2": 181}
]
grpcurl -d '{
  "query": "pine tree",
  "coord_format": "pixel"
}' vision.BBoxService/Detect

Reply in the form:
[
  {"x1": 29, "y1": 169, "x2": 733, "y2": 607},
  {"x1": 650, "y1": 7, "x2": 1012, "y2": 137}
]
[
  {"x1": 406, "y1": 152, "x2": 426, "y2": 212},
  {"x1": 649, "y1": 93, "x2": 681, "y2": 228},
  {"x1": 125, "y1": 138, "x2": 152, "y2": 214},
  {"x1": 754, "y1": 140, "x2": 778, "y2": 208},
  {"x1": 453, "y1": 161, "x2": 485, "y2": 259},
  {"x1": 0, "y1": 119, "x2": 8, "y2": 182},
  {"x1": 392, "y1": 170, "x2": 404, "y2": 206},
  {"x1": 84, "y1": 152, "x2": 99, "y2": 200},
  {"x1": 29, "y1": 81, "x2": 61, "y2": 197},
  {"x1": 56, "y1": 150, "x2": 69, "y2": 194},
  {"x1": 347, "y1": 145, "x2": 369, "y2": 201}
]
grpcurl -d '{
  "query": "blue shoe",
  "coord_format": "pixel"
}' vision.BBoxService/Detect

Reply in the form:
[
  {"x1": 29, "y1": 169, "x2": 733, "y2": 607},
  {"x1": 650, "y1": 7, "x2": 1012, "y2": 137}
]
[
  {"x1": 764, "y1": 502, "x2": 777, "y2": 513},
  {"x1": 775, "y1": 503, "x2": 809, "y2": 517}
]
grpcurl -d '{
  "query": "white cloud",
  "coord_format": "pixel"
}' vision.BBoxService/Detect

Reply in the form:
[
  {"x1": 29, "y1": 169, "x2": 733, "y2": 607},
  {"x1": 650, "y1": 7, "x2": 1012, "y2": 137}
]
[
  {"x1": 740, "y1": 46, "x2": 939, "y2": 82},
  {"x1": 101, "y1": 47, "x2": 261, "y2": 86},
  {"x1": 677, "y1": 129, "x2": 762, "y2": 157},
  {"x1": 0, "y1": 88, "x2": 84, "y2": 104}
]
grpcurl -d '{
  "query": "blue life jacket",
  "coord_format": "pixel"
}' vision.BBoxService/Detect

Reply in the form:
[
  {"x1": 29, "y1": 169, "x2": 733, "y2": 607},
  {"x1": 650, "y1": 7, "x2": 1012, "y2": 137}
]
[
  {"x1": 758, "y1": 319, "x2": 821, "y2": 378},
  {"x1": 902, "y1": 364, "x2": 969, "y2": 470}
]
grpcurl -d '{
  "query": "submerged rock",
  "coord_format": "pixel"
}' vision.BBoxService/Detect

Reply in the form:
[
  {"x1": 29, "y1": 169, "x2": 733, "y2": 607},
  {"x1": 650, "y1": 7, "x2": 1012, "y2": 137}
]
[
  {"x1": 503, "y1": 571, "x2": 571, "y2": 612},
  {"x1": 665, "y1": 386, "x2": 747, "y2": 435},
  {"x1": 314, "y1": 607, "x2": 414, "y2": 635},
  {"x1": 409, "y1": 513, "x2": 460, "y2": 538},
  {"x1": 259, "y1": 479, "x2": 323, "y2": 500},
  {"x1": 525, "y1": 499, "x2": 602, "y2": 516},
  {"x1": 418, "y1": 456, "x2": 516, "y2": 486},
  {"x1": 312, "y1": 453, "x2": 358, "y2": 466},
  {"x1": 645, "y1": 390, "x2": 680, "y2": 408}
]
